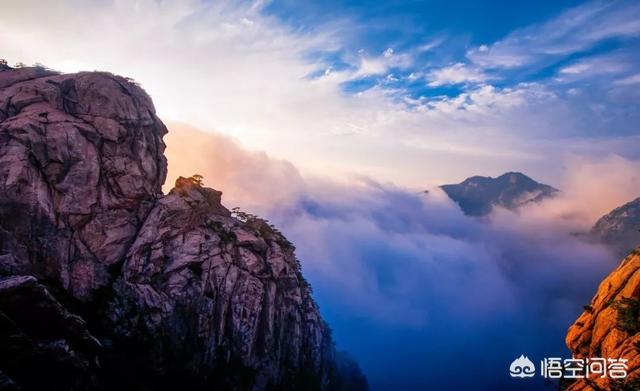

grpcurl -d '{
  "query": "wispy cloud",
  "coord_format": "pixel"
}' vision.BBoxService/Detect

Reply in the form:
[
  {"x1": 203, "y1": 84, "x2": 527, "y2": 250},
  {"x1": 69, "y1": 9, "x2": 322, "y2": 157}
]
[
  {"x1": 467, "y1": 1, "x2": 640, "y2": 69},
  {"x1": 614, "y1": 73, "x2": 640, "y2": 86},
  {"x1": 416, "y1": 37, "x2": 444, "y2": 53},
  {"x1": 349, "y1": 47, "x2": 413, "y2": 78},
  {"x1": 426, "y1": 63, "x2": 489, "y2": 87},
  {"x1": 556, "y1": 51, "x2": 634, "y2": 82},
  {"x1": 1, "y1": 0, "x2": 638, "y2": 189}
]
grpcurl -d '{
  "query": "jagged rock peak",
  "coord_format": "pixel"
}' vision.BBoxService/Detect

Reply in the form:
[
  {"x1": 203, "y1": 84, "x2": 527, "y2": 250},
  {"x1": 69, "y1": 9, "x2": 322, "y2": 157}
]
[
  {"x1": 566, "y1": 247, "x2": 640, "y2": 390},
  {"x1": 0, "y1": 66, "x2": 367, "y2": 390},
  {"x1": 170, "y1": 175, "x2": 230, "y2": 216}
]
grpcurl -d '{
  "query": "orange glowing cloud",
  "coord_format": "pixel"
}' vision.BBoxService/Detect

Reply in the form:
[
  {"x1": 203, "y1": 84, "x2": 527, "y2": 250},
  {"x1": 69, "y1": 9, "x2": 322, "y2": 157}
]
[{"x1": 163, "y1": 122, "x2": 305, "y2": 210}]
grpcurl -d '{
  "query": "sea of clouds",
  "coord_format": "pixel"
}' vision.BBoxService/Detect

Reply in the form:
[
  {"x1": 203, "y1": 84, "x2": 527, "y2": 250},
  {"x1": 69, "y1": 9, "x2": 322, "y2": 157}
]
[{"x1": 165, "y1": 123, "x2": 639, "y2": 390}]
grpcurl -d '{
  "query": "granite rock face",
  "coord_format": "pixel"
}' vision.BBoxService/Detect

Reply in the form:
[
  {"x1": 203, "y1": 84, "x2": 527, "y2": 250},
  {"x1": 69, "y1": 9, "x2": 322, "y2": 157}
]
[
  {"x1": 566, "y1": 247, "x2": 640, "y2": 390},
  {"x1": 0, "y1": 66, "x2": 367, "y2": 390},
  {"x1": 591, "y1": 197, "x2": 640, "y2": 257},
  {"x1": 0, "y1": 66, "x2": 167, "y2": 302}
]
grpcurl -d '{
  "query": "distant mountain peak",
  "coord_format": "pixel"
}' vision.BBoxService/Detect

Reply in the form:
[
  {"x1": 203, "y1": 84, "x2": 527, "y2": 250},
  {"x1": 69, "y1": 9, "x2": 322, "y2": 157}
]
[
  {"x1": 501, "y1": 171, "x2": 533, "y2": 181},
  {"x1": 440, "y1": 172, "x2": 558, "y2": 216}
]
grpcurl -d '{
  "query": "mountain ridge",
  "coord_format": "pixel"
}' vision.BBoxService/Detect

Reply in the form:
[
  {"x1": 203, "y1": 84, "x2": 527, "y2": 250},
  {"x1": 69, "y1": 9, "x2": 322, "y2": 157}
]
[{"x1": 440, "y1": 171, "x2": 558, "y2": 216}]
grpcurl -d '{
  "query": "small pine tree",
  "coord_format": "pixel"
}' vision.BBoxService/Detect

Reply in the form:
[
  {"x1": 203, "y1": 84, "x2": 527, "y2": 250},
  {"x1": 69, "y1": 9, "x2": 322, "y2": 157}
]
[{"x1": 189, "y1": 174, "x2": 204, "y2": 186}]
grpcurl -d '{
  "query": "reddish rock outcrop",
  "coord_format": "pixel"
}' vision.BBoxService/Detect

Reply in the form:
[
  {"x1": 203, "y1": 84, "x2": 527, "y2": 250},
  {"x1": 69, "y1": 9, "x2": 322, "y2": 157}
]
[
  {"x1": 566, "y1": 247, "x2": 640, "y2": 390},
  {"x1": 0, "y1": 66, "x2": 167, "y2": 301},
  {"x1": 0, "y1": 66, "x2": 367, "y2": 390}
]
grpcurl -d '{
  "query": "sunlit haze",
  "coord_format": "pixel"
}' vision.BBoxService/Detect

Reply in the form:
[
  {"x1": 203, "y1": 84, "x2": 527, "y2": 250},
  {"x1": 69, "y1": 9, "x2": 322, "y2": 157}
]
[{"x1": 2, "y1": 0, "x2": 639, "y2": 187}]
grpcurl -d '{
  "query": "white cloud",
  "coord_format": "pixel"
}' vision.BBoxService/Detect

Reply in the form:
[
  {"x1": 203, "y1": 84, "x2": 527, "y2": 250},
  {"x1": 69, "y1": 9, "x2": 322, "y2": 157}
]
[
  {"x1": 424, "y1": 83, "x2": 556, "y2": 117},
  {"x1": 407, "y1": 72, "x2": 420, "y2": 81},
  {"x1": 427, "y1": 63, "x2": 489, "y2": 86},
  {"x1": 354, "y1": 56, "x2": 388, "y2": 77},
  {"x1": 0, "y1": 0, "x2": 637, "y2": 188},
  {"x1": 161, "y1": 123, "x2": 631, "y2": 338},
  {"x1": 385, "y1": 73, "x2": 399, "y2": 82},
  {"x1": 614, "y1": 73, "x2": 640, "y2": 86},
  {"x1": 556, "y1": 52, "x2": 631, "y2": 82},
  {"x1": 560, "y1": 63, "x2": 593, "y2": 75},
  {"x1": 417, "y1": 38, "x2": 443, "y2": 52},
  {"x1": 351, "y1": 48, "x2": 412, "y2": 78}
]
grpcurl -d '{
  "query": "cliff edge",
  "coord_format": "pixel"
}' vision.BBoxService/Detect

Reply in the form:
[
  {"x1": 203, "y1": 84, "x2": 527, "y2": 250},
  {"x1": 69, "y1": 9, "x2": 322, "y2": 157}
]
[
  {"x1": 0, "y1": 65, "x2": 367, "y2": 390},
  {"x1": 566, "y1": 247, "x2": 640, "y2": 390}
]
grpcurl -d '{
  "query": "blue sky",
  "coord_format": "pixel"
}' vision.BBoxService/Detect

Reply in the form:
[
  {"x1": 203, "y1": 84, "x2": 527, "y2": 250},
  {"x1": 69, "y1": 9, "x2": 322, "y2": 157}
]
[
  {"x1": 262, "y1": 0, "x2": 640, "y2": 136},
  {"x1": 2, "y1": 0, "x2": 639, "y2": 187}
]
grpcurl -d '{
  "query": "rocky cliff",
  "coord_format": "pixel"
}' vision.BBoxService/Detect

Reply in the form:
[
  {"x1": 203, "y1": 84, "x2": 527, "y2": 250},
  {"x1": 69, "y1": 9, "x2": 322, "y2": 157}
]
[
  {"x1": 566, "y1": 247, "x2": 640, "y2": 390},
  {"x1": 591, "y1": 197, "x2": 640, "y2": 258},
  {"x1": 0, "y1": 65, "x2": 367, "y2": 391}
]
